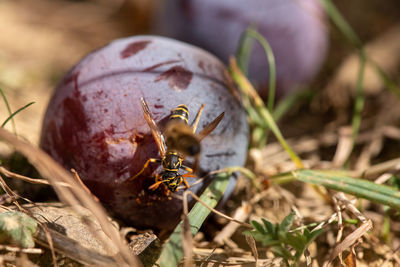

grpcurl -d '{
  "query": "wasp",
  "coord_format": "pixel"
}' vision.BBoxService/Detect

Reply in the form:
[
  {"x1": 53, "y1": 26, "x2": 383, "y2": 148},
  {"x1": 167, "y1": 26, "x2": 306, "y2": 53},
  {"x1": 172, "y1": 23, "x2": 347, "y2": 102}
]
[{"x1": 129, "y1": 97, "x2": 224, "y2": 192}]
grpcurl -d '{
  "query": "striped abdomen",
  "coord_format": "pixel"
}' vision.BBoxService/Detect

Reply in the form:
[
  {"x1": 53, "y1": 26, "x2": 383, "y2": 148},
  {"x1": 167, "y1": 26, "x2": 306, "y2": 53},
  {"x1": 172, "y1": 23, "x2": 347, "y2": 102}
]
[{"x1": 169, "y1": 104, "x2": 189, "y2": 125}]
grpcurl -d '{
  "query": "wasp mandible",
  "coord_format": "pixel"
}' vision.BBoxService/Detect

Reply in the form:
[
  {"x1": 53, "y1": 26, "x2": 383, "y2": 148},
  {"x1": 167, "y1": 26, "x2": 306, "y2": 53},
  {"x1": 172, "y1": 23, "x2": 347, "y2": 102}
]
[{"x1": 129, "y1": 97, "x2": 224, "y2": 192}]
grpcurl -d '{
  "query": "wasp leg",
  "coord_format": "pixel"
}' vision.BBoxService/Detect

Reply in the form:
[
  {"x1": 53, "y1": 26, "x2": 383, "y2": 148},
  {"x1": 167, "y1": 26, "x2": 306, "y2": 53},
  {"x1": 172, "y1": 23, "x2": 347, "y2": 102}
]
[
  {"x1": 174, "y1": 179, "x2": 185, "y2": 192},
  {"x1": 181, "y1": 178, "x2": 191, "y2": 189},
  {"x1": 191, "y1": 104, "x2": 205, "y2": 134},
  {"x1": 181, "y1": 165, "x2": 196, "y2": 189},
  {"x1": 148, "y1": 174, "x2": 164, "y2": 190},
  {"x1": 181, "y1": 165, "x2": 196, "y2": 177},
  {"x1": 149, "y1": 180, "x2": 164, "y2": 190},
  {"x1": 129, "y1": 158, "x2": 161, "y2": 181}
]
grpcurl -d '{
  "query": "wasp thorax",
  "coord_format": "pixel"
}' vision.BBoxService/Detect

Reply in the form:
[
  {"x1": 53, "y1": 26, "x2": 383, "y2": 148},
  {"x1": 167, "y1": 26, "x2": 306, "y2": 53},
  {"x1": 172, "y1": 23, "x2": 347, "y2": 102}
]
[
  {"x1": 163, "y1": 172, "x2": 183, "y2": 192},
  {"x1": 164, "y1": 123, "x2": 201, "y2": 157}
]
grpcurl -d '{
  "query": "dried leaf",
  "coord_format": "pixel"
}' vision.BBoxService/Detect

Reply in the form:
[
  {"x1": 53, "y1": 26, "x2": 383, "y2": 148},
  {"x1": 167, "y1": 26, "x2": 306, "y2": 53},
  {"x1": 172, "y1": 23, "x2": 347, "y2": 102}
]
[
  {"x1": 329, "y1": 220, "x2": 372, "y2": 263},
  {"x1": 344, "y1": 251, "x2": 357, "y2": 267}
]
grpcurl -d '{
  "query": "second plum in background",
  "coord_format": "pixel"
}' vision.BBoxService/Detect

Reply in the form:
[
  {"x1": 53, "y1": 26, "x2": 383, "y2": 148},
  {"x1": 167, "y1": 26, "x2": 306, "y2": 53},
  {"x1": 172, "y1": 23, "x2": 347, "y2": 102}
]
[{"x1": 155, "y1": 0, "x2": 329, "y2": 98}]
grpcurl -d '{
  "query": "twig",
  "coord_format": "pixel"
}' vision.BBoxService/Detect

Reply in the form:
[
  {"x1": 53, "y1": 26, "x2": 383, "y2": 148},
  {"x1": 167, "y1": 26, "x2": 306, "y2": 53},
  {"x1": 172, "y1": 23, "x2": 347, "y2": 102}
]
[
  {"x1": 181, "y1": 191, "x2": 193, "y2": 267},
  {"x1": 214, "y1": 202, "x2": 252, "y2": 244},
  {"x1": 177, "y1": 191, "x2": 252, "y2": 229},
  {"x1": 0, "y1": 175, "x2": 24, "y2": 211},
  {"x1": 71, "y1": 169, "x2": 99, "y2": 202},
  {"x1": 0, "y1": 245, "x2": 42, "y2": 254},
  {"x1": 0, "y1": 166, "x2": 70, "y2": 187}
]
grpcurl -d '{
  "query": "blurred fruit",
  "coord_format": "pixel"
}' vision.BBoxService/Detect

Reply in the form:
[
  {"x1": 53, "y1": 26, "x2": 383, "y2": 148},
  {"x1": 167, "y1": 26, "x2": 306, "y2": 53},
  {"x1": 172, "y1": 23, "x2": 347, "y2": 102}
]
[
  {"x1": 155, "y1": 0, "x2": 329, "y2": 98},
  {"x1": 40, "y1": 36, "x2": 249, "y2": 230}
]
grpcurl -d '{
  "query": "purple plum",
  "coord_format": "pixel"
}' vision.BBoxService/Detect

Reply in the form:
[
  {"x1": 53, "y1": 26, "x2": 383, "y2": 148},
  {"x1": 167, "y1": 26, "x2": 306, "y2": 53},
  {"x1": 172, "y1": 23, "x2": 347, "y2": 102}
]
[
  {"x1": 155, "y1": 0, "x2": 329, "y2": 97},
  {"x1": 40, "y1": 36, "x2": 249, "y2": 230}
]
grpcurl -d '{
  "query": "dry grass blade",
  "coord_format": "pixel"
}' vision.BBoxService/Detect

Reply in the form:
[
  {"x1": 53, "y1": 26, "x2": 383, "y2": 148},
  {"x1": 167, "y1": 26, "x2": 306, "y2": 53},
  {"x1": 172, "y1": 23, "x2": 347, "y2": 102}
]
[
  {"x1": 326, "y1": 192, "x2": 373, "y2": 265},
  {"x1": 354, "y1": 157, "x2": 400, "y2": 179},
  {"x1": 181, "y1": 215, "x2": 193, "y2": 267},
  {"x1": 328, "y1": 221, "x2": 372, "y2": 265},
  {"x1": 0, "y1": 127, "x2": 141, "y2": 267},
  {"x1": 332, "y1": 127, "x2": 353, "y2": 167},
  {"x1": 244, "y1": 235, "x2": 258, "y2": 265}
]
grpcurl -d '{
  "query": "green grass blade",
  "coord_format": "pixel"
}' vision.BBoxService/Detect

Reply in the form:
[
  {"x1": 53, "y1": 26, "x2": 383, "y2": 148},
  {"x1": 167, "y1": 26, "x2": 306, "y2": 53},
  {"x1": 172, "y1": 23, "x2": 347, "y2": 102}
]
[
  {"x1": 229, "y1": 59, "x2": 303, "y2": 168},
  {"x1": 321, "y1": 0, "x2": 400, "y2": 98},
  {"x1": 372, "y1": 62, "x2": 400, "y2": 98},
  {"x1": 0, "y1": 88, "x2": 17, "y2": 134},
  {"x1": 293, "y1": 169, "x2": 400, "y2": 209},
  {"x1": 1, "y1": 102, "x2": 35, "y2": 128},
  {"x1": 319, "y1": 0, "x2": 362, "y2": 48},
  {"x1": 273, "y1": 89, "x2": 313, "y2": 121},
  {"x1": 238, "y1": 28, "x2": 276, "y2": 112},
  {"x1": 236, "y1": 26, "x2": 256, "y2": 76},
  {"x1": 158, "y1": 172, "x2": 231, "y2": 266},
  {"x1": 349, "y1": 51, "x2": 366, "y2": 154}
]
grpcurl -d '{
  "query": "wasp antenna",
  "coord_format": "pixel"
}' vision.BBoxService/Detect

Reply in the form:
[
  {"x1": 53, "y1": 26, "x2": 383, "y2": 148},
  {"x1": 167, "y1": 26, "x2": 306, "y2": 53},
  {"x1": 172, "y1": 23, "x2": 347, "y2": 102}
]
[{"x1": 192, "y1": 104, "x2": 205, "y2": 134}]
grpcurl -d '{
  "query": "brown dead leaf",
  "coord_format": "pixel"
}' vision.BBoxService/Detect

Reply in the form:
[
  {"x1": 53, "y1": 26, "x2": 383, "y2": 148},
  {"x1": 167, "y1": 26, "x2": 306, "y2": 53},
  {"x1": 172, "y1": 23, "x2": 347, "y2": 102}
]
[
  {"x1": 329, "y1": 220, "x2": 372, "y2": 264},
  {"x1": 344, "y1": 250, "x2": 357, "y2": 267}
]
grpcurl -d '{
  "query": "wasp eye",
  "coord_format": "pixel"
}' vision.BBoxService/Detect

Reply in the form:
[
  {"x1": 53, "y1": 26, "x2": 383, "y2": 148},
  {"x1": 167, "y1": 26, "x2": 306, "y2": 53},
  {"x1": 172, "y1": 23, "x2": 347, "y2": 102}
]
[{"x1": 188, "y1": 144, "x2": 200, "y2": 156}]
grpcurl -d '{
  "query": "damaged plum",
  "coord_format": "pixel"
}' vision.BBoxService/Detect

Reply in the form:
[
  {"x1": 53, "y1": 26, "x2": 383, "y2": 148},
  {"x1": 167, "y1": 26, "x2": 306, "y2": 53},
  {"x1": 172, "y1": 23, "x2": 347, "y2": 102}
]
[{"x1": 40, "y1": 36, "x2": 249, "y2": 230}]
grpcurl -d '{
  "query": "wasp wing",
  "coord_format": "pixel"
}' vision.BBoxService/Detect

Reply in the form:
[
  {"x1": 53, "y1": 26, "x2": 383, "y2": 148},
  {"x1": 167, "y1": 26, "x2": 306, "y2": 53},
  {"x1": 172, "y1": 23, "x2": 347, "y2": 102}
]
[
  {"x1": 196, "y1": 112, "x2": 225, "y2": 141},
  {"x1": 140, "y1": 98, "x2": 166, "y2": 157}
]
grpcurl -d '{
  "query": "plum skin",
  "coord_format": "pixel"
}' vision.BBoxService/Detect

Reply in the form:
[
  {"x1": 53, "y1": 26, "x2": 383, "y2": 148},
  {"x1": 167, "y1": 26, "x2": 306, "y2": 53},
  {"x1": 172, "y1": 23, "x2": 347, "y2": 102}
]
[
  {"x1": 155, "y1": 0, "x2": 329, "y2": 97},
  {"x1": 40, "y1": 36, "x2": 249, "y2": 230}
]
